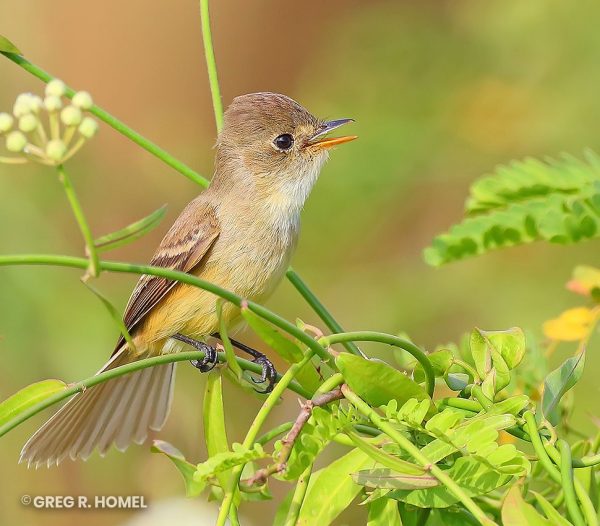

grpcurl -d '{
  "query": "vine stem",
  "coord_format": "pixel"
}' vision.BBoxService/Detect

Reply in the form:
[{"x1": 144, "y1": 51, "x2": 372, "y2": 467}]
[
  {"x1": 56, "y1": 164, "x2": 99, "y2": 277},
  {"x1": 524, "y1": 412, "x2": 598, "y2": 526},
  {"x1": 0, "y1": 253, "x2": 331, "y2": 364},
  {"x1": 284, "y1": 461, "x2": 314, "y2": 526},
  {"x1": 319, "y1": 331, "x2": 435, "y2": 398},
  {"x1": 0, "y1": 350, "x2": 310, "y2": 439},
  {"x1": 199, "y1": 0, "x2": 223, "y2": 132},
  {"x1": 342, "y1": 385, "x2": 496, "y2": 526},
  {"x1": 557, "y1": 439, "x2": 586, "y2": 526},
  {"x1": 286, "y1": 269, "x2": 362, "y2": 356},
  {"x1": 215, "y1": 351, "x2": 316, "y2": 526}
]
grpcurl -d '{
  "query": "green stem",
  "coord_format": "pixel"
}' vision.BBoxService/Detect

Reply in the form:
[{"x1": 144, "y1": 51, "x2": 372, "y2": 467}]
[
  {"x1": 557, "y1": 439, "x2": 586, "y2": 526},
  {"x1": 286, "y1": 268, "x2": 362, "y2": 357},
  {"x1": 1, "y1": 53, "x2": 210, "y2": 188},
  {"x1": 216, "y1": 352, "x2": 315, "y2": 526},
  {"x1": 546, "y1": 444, "x2": 598, "y2": 526},
  {"x1": 320, "y1": 331, "x2": 435, "y2": 398},
  {"x1": 471, "y1": 385, "x2": 493, "y2": 410},
  {"x1": 284, "y1": 461, "x2": 314, "y2": 526},
  {"x1": 199, "y1": 0, "x2": 224, "y2": 132},
  {"x1": 0, "y1": 253, "x2": 331, "y2": 364},
  {"x1": 573, "y1": 453, "x2": 600, "y2": 468},
  {"x1": 56, "y1": 165, "x2": 99, "y2": 277},
  {"x1": 524, "y1": 412, "x2": 562, "y2": 484},
  {"x1": 525, "y1": 412, "x2": 598, "y2": 526},
  {"x1": 256, "y1": 422, "x2": 294, "y2": 446},
  {"x1": 315, "y1": 372, "x2": 344, "y2": 394},
  {"x1": 342, "y1": 385, "x2": 496, "y2": 526},
  {"x1": 0, "y1": 349, "x2": 309, "y2": 439}
]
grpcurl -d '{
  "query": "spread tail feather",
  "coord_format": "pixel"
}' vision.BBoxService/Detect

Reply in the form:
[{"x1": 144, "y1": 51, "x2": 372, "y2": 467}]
[{"x1": 20, "y1": 349, "x2": 175, "y2": 468}]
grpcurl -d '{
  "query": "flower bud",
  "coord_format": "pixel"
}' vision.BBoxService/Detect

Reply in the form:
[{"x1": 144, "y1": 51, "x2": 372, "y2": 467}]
[
  {"x1": 46, "y1": 139, "x2": 67, "y2": 162},
  {"x1": 60, "y1": 105, "x2": 82, "y2": 126},
  {"x1": 0, "y1": 113, "x2": 14, "y2": 133},
  {"x1": 72, "y1": 91, "x2": 93, "y2": 110},
  {"x1": 13, "y1": 94, "x2": 34, "y2": 117},
  {"x1": 44, "y1": 95, "x2": 63, "y2": 112},
  {"x1": 6, "y1": 131, "x2": 27, "y2": 152},
  {"x1": 78, "y1": 117, "x2": 98, "y2": 139},
  {"x1": 46, "y1": 79, "x2": 66, "y2": 98},
  {"x1": 29, "y1": 95, "x2": 44, "y2": 114},
  {"x1": 18, "y1": 114, "x2": 39, "y2": 133}
]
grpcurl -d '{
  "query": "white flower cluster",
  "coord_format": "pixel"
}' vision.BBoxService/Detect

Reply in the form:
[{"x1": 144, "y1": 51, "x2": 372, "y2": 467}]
[{"x1": 0, "y1": 79, "x2": 98, "y2": 166}]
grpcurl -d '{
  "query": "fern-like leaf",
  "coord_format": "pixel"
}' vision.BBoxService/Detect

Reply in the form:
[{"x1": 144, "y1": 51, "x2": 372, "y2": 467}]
[{"x1": 424, "y1": 151, "x2": 600, "y2": 266}]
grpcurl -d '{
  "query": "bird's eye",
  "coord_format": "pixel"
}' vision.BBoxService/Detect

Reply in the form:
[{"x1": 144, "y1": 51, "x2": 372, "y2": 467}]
[{"x1": 273, "y1": 133, "x2": 294, "y2": 151}]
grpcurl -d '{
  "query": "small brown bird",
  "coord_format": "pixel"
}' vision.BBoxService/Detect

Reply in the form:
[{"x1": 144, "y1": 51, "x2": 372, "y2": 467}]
[{"x1": 20, "y1": 92, "x2": 356, "y2": 467}]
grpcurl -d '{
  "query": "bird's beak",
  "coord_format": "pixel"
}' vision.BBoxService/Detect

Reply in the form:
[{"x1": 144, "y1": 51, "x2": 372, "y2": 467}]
[{"x1": 306, "y1": 118, "x2": 357, "y2": 149}]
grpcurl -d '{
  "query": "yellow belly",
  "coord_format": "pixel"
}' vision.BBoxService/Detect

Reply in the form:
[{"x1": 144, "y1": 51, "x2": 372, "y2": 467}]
[{"x1": 132, "y1": 240, "x2": 291, "y2": 353}]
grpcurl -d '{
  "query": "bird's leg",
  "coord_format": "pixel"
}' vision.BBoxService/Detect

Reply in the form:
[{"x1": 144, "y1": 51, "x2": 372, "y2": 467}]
[
  {"x1": 172, "y1": 333, "x2": 219, "y2": 373},
  {"x1": 211, "y1": 332, "x2": 277, "y2": 393}
]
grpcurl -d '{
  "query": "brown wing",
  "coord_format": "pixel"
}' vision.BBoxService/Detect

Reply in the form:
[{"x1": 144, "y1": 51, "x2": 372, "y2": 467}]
[{"x1": 113, "y1": 197, "x2": 220, "y2": 352}]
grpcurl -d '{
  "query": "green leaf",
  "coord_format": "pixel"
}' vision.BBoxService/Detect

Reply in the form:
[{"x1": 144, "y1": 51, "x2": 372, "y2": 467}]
[
  {"x1": 531, "y1": 491, "x2": 573, "y2": 526},
  {"x1": 82, "y1": 281, "x2": 135, "y2": 349},
  {"x1": 194, "y1": 443, "x2": 268, "y2": 485},
  {"x1": 94, "y1": 204, "x2": 167, "y2": 252},
  {"x1": 0, "y1": 379, "x2": 67, "y2": 427},
  {"x1": 367, "y1": 498, "x2": 403, "y2": 526},
  {"x1": 390, "y1": 456, "x2": 514, "y2": 508},
  {"x1": 422, "y1": 413, "x2": 518, "y2": 465},
  {"x1": 488, "y1": 394, "x2": 530, "y2": 416},
  {"x1": 217, "y1": 300, "x2": 243, "y2": 381},
  {"x1": 542, "y1": 349, "x2": 586, "y2": 426},
  {"x1": 336, "y1": 354, "x2": 433, "y2": 410},
  {"x1": 151, "y1": 440, "x2": 204, "y2": 497},
  {"x1": 0, "y1": 35, "x2": 22, "y2": 55},
  {"x1": 424, "y1": 152, "x2": 600, "y2": 265},
  {"x1": 297, "y1": 448, "x2": 373, "y2": 525},
  {"x1": 353, "y1": 468, "x2": 439, "y2": 490},
  {"x1": 242, "y1": 308, "x2": 320, "y2": 393},
  {"x1": 203, "y1": 371, "x2": 229, "y2": 490},
  {"x1": 347, "y1": 431, "x2": 425, "y2": 476},
  {"x1": 501, "y1": 486, "x2": 552, "y2": 526},
  {"x1": 470, "y1": 328, "x2": 525, "y2": 397}
]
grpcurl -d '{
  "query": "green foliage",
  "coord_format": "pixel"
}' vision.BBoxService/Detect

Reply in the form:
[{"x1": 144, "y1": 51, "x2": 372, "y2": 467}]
[
  {"x1": 295, "y1": 448, "x2": 373, "y2": 525},
  {"x1": 151, "y1": 440, "x2": 205, "y2": 497},
  {"x1": 425, "y1": 152, "x2": 600, "y2": 266},
  {"x1": 336, "y1": 353, "x2": 432, "y2": 410},
  {"x1": 0, "y1": 34, "x2": 22, "y2": 55},
  {"x1": 0, "y1": 379, "x2": 66, "y2": 428},
  {"x1": 541, "y1": 350, "x2": 586, "y2": 426},
  {"x1": 93, "y1": 204, "x2": 167, "y2": 252},
  {"x1": 194, "y1": 443, "x2": 268, "y2": 489}
]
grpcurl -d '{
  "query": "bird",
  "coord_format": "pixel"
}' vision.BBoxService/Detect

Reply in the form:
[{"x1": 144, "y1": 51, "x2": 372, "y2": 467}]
[{"x1": 20, "y1": 92, "x2": 356, "y2": 468}]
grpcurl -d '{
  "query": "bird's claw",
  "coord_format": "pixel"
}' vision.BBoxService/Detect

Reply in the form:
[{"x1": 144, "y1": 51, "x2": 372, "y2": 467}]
[
  {"x1": 190, "y1": 343, "x2": 218, "y2": 373},
  {"x1": 250, "y1": 355, "x2": 277, "y2": 394},
  {"x1": 172, "y1": 333, "x2": 219, "y2": 373}
]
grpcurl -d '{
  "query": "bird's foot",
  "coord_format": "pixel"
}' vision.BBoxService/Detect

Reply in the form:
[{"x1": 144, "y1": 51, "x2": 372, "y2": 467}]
[
  {"x1": 249, "y1": 354, "x2": 277, "y2": 394},
  {"x1": 172, "y1": 333, "x2": 219, "y2": 373},
  {"x1": 211, "y1": 333, "x2": 278, "y2": 393}
]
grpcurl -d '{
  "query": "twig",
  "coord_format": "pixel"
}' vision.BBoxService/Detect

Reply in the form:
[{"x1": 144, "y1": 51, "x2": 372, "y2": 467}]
[{"x1": 243, "y1": 388, "x2": 344, "y2": 486}]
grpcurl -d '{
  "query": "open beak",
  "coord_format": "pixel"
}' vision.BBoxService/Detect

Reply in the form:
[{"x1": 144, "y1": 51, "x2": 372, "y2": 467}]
[{"x1": 306, "y1": 118, "x2": 357, "y2": 149}]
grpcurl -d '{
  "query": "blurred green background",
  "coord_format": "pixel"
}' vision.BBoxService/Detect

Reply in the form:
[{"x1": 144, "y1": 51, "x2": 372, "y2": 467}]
[{"x1": 1, "y1": 0, "x2": 599, "y2": 524}]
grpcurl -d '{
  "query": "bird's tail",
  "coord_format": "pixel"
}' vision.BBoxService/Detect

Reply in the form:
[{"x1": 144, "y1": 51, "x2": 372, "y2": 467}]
[{"x1": 20, "y1": 348, "x2": 175, "y2": 468}]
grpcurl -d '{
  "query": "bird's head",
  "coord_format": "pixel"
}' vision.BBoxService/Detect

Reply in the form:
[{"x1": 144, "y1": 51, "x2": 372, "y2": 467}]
[{"x1": 213, "y1": 92, "x2": 356, "y2": 209}]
